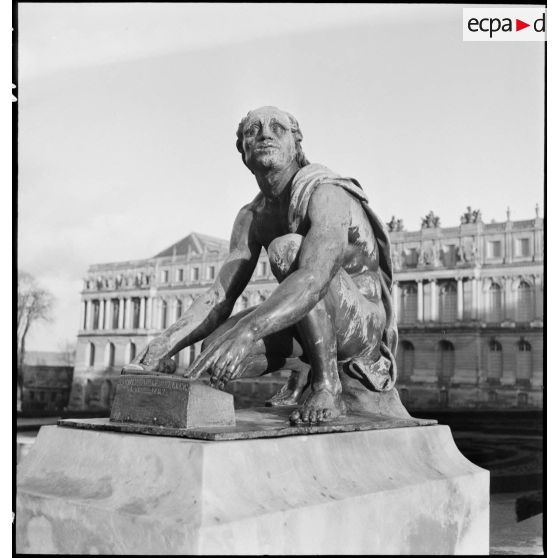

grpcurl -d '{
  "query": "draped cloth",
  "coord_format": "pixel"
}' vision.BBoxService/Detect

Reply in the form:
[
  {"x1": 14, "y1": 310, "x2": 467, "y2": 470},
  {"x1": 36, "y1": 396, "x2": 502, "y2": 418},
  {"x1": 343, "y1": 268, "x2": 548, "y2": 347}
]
[{"x1": 288, "y1": 163, "x2": 398, "y2": 391}]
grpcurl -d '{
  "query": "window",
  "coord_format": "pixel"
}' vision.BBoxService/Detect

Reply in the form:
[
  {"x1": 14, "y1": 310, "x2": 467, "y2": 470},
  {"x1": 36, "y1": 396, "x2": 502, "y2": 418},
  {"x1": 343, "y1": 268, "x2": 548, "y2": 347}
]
[
  {"x1": 177, "y1": 269, "x2": 184, "y2": 282},
  {"x1": 516, "y1": 238, "x2": 530, "y2": 257},
  {"x1": 488, "y1": 240, "x2": 502, "y2": 259},
  {"x1": 176, "y1": 299, "x2": 183, "y2": 319},
  {"x1": 443, "y1": 244, "x2": 457, "y2": 267},
  {"x1": 517, "y1": 281, "x2": 534, "y2": 322},
  {"x1": 92, "y1": 300, "x2": 100, "y2": 330},
  {"x1": 405, "y1": 248, "x2": 419, "y2": 268},
  {"x1": 517, "y1": 392, "x2": 528, "y2": 407},
  {"x1": 487, "y1": 283, "x2": 503, "y2": 322},
  {"x1": 439, "y1": 282, "x2": 457, "y2": 323},
  {"x1": 207, "y1": 266, "x2": 216, "y2": 280},
  {"x1": 87, "y1": 342, "x2": 96, "y2": 367},
  {"x1": 100, "y1": 380, "x2": 112, "y2": 408},
  {"x1": 436, "y1": 340, "x2": 455, "y2": 381},
  {"x1": 516, "y1": 340, "x2": 532, "y2": 381},
  {"x1": 259, "y1": 262, "x2": 267, "y2": 276},
  {"x1": 106, "y1": 342, "x2": 115, "y2": 367},
  {"x1": 192, "y1": 267, "x2": 200, "y2": 281},
  {"x1": 161, "y1": 300, "x2": 168, "y2": 329},
  {"x1": 487, "y1": 340, "x2": 503, "y2": 381},
  {"x1": 161, "y1": 270, "x2": 169, "y2": 283},
  {"x1": 112, "y1": 299, "x2": 120, "y2": 329},
  {"x1": 132, "y1": 298, "x2": 141, "y2": 329},
  {"x1": 129, "y1": 342, "x2": 136, "y2": 362},
  {"x1": 397, "y1": 341, "x2": 415, "y2": 379},
  {"x1": 189, "y1": 344, "x2": 196, "y2": 365},
  {"x1": 400, "y1": 283, "x2": 417, "y2": 324}
]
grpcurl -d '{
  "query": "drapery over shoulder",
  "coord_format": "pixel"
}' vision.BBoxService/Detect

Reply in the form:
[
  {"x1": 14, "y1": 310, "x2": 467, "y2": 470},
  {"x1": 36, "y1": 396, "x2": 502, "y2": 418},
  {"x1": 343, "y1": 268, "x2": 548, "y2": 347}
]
[{"x1": 288, "y1": 163, "x2": 398, "y2": 391}]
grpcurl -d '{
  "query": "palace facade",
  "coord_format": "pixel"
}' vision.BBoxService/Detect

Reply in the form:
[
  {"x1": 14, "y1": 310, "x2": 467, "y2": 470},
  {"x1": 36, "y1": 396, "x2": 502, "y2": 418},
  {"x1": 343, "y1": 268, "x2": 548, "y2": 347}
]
[{"x1": 68, "y1": 209, "x2": 544, "y2": 412}]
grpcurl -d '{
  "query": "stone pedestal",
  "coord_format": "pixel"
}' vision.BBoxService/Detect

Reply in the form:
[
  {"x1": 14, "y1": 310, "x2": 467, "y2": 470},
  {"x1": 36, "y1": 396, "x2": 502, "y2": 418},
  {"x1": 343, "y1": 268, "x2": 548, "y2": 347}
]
[{"x1": 16, "y1": 424, "x2": 489, "y2": 554}]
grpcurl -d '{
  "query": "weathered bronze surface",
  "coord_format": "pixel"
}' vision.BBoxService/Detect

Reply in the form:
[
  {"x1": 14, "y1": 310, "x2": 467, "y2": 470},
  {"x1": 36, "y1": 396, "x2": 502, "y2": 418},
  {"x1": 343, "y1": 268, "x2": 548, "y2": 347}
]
[
  {"x1": 61, "y1": 406, "x2": 436, "y2": 441},
  {"x1": 109, "y1": 375, "x2": 235, "y2": 429},
  {"x1": 121, "y1": 106, "x2": 404, "y2": 425}
]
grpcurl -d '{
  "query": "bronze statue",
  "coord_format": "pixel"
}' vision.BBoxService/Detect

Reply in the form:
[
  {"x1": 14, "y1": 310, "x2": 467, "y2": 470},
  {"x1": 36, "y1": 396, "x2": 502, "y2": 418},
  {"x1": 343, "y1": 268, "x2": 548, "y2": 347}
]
[{"x1": 125, "y1": 106, "x2": 398, "y2": 424}]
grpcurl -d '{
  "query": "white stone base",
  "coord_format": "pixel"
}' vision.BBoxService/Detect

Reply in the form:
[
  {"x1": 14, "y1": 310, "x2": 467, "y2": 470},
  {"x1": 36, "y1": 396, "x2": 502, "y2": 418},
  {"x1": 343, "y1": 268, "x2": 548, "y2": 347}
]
[{"x1": 16, "y1": 424, "x2": 489, "y2": 555}]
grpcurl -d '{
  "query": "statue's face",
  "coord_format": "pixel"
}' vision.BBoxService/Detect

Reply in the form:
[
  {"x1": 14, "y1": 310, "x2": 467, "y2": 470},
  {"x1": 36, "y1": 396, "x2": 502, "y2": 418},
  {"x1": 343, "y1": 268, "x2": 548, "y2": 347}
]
[{"x1": 241, "y1": 107, "x2": 297, "y2": 172}]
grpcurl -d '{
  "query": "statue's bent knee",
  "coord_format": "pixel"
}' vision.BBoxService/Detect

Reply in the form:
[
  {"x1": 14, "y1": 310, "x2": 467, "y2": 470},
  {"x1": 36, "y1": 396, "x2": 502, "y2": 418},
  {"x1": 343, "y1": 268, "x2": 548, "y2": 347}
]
[{"x1": 268, "y1": 233, "x2": 303, "y2": 280}]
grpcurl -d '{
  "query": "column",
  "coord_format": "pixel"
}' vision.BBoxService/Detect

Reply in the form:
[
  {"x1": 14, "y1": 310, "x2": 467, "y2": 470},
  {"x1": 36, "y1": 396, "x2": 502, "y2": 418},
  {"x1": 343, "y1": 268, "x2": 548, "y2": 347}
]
[
  {"x1": 392, "y1": 282, "x2": 400, "y2": 321},
  {"x1": 98, "y1": 299, "x2": 105, "y2": 331},
  {"x1": 80, "y1": 300, "x2": 86, "y2": 330},
  {"x1": 145, "y1": 297, "x2": 153, "y2": 330},
  {"x1": 430, "y1": 279, "x2": 437, "y2": 322},
  {"x1": 457, "y1": 278, "x2": 464, "y2": 321},
  {"x1": 106, "y1": 299, "x2": 113, "y2": 330},
  {"x1": 471, "y1": 278, "x2": 478, "y2": 320},
  {"x1": 118, "y1": 298, "x2": 125, "y2": 329},
  {"x1": 125, "y1": 298, "x2": 133, "y2": 329},
  {"x1": 139, "y1": 297, "x2": 146, "y2": 329},
  {"x1": 417, "y1": 280, "x2": 424, "y2": 322},
  {"x1": 86, "y1": 300, "x2": 93, "y2": 330}
]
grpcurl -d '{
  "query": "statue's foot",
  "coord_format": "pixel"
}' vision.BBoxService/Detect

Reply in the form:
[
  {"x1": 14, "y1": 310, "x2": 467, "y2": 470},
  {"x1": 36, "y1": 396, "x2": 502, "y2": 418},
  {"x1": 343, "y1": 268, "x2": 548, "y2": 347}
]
[
  {"x1": 289, "y1": 388, "x2": 346, "y2": 424},
  {"x1": 266, "y1": 369, "x2": 309, "y2": 407}
]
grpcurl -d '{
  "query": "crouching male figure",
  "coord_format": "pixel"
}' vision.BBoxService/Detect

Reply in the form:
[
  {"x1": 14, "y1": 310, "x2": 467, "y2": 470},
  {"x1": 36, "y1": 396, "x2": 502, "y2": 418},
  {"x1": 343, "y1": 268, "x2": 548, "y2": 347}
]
[{"x1": 125, "y1": 106, "x2": 398, "y2": 424}]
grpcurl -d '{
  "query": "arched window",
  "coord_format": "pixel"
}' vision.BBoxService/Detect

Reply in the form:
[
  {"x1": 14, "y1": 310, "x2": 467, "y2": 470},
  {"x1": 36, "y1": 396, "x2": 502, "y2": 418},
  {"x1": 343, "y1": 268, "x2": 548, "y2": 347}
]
[
  {"x1": 397, "y1": 341, "x2": 415, "y2": 379},
  {"x1": 436, "y1": 340, "x2": 455, "y2": 380},
  {"x1": 189, "y1": 344, "x2": 196, "y2": 365},
  {"x1": 517, "y1": 281, "x2": 534, "y2": 322},
  {"x1": 106, "y1": 342, "x2": 115, "y2": 368},
  {"x1": 129, "y1": 342, "x2": 136, "y2": 362},
  {"x1": 439, "y1": 282, "x2": 457, "y2": 323},
  {"x1": 161, "y1": 300, "x2": 168, "y2": 329},
  {"x1": 176, "y1": 299, "x2": 183, "y2": 319},
  {"x1": 487, "y1": 339, "x2": 503, "y2": 382},
  {"x1": 516, "y1": 339, "x2": 532, "y2": 381},
  {"x1": 87, "y1": 343, "x2": 96, "y2": 367},
  {"x1": 100, "y1": 380, "x2": 113, "y2": 408},
  {"x1": 488, "y1": 283, "x2": 503, "y2": 322},
  {"x1": 400, "y1": 283, "x2": 417, "y2": 324},
  {"x1": 517, "y1": 392, "x2": 528, "y2": 407},
  {"x1": 241, "y1": 296, "x2": 249, "y2": 310}
]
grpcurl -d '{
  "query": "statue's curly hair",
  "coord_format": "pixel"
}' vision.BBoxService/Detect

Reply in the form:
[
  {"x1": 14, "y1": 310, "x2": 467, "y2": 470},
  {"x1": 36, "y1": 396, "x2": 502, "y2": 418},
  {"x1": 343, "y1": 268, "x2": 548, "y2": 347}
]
[{"x1": 235, "y1": 107, "x2": 310, "y2": 172}]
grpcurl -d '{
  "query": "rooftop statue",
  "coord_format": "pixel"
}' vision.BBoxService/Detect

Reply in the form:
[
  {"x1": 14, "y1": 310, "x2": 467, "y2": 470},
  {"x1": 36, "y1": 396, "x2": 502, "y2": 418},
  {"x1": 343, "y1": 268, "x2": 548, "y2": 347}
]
[{"x1": 123, "y1": 106, "x2": 398, "y2": 424}]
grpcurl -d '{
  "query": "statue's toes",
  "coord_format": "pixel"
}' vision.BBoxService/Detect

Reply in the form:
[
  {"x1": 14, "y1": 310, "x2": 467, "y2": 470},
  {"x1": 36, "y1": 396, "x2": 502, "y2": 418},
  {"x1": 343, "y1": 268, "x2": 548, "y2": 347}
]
[
  {"x1": 289, "y1": 409, "x2": 302, "y2": 424},
  {"x1": 322, "y1": 408, "x2": 333, "y2": 421}
]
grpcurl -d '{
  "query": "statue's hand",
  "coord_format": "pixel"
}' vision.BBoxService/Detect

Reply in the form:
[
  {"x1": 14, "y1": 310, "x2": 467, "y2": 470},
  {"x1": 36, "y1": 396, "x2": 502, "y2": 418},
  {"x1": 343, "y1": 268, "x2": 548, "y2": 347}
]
[
  {"x1": 121, "y1": 337, "x2": 176, "y2": 375},
  {"x1": 184, "y1": 324, "x2": 256, "y2": 389}
]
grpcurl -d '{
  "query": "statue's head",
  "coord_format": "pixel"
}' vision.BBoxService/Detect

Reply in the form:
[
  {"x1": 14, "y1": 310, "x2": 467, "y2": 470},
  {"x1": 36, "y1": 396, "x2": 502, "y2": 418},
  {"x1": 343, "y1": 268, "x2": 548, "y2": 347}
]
[{"x1": 236, "y1": 106, "x2": 310, "y2": 174}]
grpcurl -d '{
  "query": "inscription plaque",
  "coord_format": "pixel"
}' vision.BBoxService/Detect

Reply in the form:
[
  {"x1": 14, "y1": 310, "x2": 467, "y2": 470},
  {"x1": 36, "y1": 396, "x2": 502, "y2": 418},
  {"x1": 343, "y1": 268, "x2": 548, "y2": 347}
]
[{"x1": 110, "y1": 375, "x2": 235, "y2": 429}]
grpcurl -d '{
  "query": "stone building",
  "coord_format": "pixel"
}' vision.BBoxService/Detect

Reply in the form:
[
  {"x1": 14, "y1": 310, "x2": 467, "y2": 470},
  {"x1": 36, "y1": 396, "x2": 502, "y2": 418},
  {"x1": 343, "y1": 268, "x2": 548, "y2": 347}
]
[
  {"x1": 68, "y1": 209, "x2": 544, "y2": 412},
  {"x1": 21, "y1": 351, "x2": 74, "y2": 415}
]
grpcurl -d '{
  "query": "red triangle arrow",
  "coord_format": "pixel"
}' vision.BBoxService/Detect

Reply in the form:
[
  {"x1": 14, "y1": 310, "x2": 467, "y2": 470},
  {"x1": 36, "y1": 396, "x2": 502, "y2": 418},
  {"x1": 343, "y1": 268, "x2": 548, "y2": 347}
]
[{"x1": 516, "y1": 19, "x2": 530, "y2": 31}]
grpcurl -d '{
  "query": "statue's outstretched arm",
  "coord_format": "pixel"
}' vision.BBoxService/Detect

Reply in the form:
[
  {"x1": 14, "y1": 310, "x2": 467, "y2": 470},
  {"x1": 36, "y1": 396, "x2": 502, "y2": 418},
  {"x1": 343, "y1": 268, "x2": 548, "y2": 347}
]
[
  {"x1": 124, "y1": 204, "x2": 261, "y2": 373},
  {"x1": 186, "y1": 185, "x2": 351, "y2": 382}
]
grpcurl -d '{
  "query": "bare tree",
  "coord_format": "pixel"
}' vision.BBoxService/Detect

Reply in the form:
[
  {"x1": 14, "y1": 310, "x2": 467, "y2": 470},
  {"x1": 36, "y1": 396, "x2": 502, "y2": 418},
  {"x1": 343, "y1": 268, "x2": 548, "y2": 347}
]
[{"x1": 17, "y1": 271, "x2": 55, "y2": 390}]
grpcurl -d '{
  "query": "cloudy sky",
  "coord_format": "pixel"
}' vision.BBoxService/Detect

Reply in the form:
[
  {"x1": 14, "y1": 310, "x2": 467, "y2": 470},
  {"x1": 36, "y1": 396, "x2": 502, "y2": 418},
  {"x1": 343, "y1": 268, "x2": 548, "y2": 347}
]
[{"x1": 17, "y1": 3, "x2": 544, "y2": 351}]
